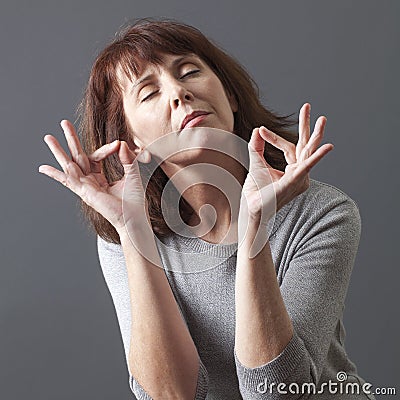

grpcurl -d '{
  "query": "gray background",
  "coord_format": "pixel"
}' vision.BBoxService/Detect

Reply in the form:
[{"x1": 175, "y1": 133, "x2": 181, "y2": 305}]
[{"x1": 1, "y1": 1, "x2": 398, "y2": 399}]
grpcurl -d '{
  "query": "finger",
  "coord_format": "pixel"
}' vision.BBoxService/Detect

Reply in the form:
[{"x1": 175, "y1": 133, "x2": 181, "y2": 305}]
[
  {"x1": 121, "y1": 144, "x2": 148, "y2": 210},
  {"x1": 298, "y1": 143, "x2": 334, "y2": 174},
  {"x1": 43, "y1": 134, "x2": 73, "y2": 172},
  {"x1": 88, "y1": 140, "x2": 121, "y2": 173},
  {"x1": 248, "y1": 128, "x2": 272, "y2": 170},
  {"x1": 259, "y1": 126, "x2": 296, "y2": 164},
  {"x1": 61, "y1": 120, "x2": 91, "y2": 174},
  {"x1": 38, "y1": 164, "x2": 92, "y2": 202},
  {"x1": 299, "y1": 116, "x2": 327, "y2": 162},
  {"x1": 118, "y1": 141, "x2": 139, "y2": 174},
  {"x1": 136, "y1": 148, "x2": 152, "y2": 163},
  {"x1": 296, "y1": 103, "x2": 311, "y2": 161},
  {"x1": 38, "y1": 164, "x2": 69, "y2": 187},
  {"x1": 248, "y1": 128, "x2": 264, "y2": 153}
]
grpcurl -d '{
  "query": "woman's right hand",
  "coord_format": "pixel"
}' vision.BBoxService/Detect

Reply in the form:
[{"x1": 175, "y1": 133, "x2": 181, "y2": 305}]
[{"x1": 39, "y1": 120, "x2": 151, "y2": 233}]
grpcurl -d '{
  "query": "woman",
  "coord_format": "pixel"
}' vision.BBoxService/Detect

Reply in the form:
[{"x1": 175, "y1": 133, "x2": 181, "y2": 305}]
[{"x1": 39, "y1": 19, "x2": 375, "y2": 400}]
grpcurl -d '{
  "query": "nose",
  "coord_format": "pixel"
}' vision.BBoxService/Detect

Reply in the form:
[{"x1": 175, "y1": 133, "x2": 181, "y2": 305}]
[{"x1": 169, "y1": 82, "x2": 194, "y2": 109}]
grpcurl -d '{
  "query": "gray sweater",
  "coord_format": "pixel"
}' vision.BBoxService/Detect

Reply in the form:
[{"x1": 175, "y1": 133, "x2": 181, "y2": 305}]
[{"x1": 97, "y1": 179, "x2": 375, "y2": 399}]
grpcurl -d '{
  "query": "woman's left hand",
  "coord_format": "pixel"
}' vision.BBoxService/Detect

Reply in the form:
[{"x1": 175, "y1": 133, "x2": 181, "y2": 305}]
[{"x1": 240, "y1": 103, "x2": 334, "y2": 223}]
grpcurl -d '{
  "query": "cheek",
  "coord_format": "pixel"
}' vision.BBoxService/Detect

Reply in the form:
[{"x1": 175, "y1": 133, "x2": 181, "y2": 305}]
[
  {"x1": 207, "y1": 78, "x2": 233, "y2": 110},
  {"x1": 123, "y1": 106, "x2": 145, "y2": 142},
  {"x1": 125, "y1": 108, "x2": 171, "y2": 145},
  {"x1": 123, "y1": 100, "x2": 146, "y2": 129}
]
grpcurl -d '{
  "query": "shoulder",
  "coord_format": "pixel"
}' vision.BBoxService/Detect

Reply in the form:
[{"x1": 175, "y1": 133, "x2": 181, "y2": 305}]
[
  {"x1": 97, "y1": 234, "x2": 122, "y2": 249},
  {"x1": 308, "y1": 179, "x2": 357, "y2": 202},
  {"x1": 272, "y1": 179, "x2": 361, "y2": 238},
  {"x1": 97, "y1": 235, "x2": 124, "y2": 261},
  {"x1": 293, "y1": 179, "x2": 361, "y2": 221}
]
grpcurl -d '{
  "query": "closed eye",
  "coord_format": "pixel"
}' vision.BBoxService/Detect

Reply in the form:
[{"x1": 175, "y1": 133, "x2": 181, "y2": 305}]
[
  {"x1": 141, "y1": 91, "x2": 158, "y2": 102},
  {"x1": 180, "y1": 70, "x2": 200, "y2": 79},
  {"x1": 140, "y1": 70, "x2": 200, "y2": 102}
]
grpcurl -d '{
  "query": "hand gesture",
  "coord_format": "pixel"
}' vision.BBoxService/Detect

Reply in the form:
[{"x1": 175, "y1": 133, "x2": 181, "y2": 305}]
[
  {"x1": 241, "y1": 103, "x2": 334, "y2": 223},
  {"x1": 38, "y1": 120, "x2": 151, "y2": 233}
]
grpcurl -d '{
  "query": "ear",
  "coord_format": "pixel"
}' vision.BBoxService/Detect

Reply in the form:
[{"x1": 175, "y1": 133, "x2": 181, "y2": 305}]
[{"x1": 228, "y1": 92, "x2": 238, "y2": 113}]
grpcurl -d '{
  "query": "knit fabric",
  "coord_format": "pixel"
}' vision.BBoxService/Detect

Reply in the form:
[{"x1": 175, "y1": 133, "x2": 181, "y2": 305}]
[{"x1": 97, "y1": 179, "x2": 375, "y2": 399}]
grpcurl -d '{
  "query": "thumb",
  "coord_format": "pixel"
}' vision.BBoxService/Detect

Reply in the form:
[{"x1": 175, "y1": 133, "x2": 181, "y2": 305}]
[
  {"x1": 118, "y1": 141, "x2": 136, "y2": 174},
  {"x1": 248, "y1": 128, "x2": 270, "y2": 171},
  {"x1": 120, "y1": 141, "x2": 146, "y2": 206},
  {"x1": 119, "y1": 141, "x2": 136, "y2": 162}
]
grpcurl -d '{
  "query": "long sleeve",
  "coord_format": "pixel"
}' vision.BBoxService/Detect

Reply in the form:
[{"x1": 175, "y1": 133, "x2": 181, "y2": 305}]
[
  {"x1": 95, "y1": 180, "x2": 369, "y2": 399},
  {"x1": 97, "y1": 236, "x2": 209, "y2": 399},
  {"x1": 234, "y1": 184, "x2": 362, "y2": 399}
]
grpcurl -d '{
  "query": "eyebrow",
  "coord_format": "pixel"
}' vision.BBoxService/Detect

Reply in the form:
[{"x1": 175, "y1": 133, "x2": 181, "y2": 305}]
[{"x1": 129, "y1": 55, "x2": 198, "y2": 95}]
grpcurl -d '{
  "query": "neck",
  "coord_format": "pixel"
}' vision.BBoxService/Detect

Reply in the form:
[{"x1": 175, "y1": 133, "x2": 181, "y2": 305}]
[{"x1": 161, "y1": 153, "x2": 246, "y2": 244}]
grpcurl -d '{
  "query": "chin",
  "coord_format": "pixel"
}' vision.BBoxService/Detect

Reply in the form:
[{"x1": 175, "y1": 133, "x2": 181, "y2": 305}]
[{"x1": 148, "y1": 126, "x2": 236, "y2": 168}]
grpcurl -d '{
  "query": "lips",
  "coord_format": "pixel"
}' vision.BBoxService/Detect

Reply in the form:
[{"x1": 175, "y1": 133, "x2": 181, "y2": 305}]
[{"x1": 180, "y1": 111, "x2": 210, "y2": 130}]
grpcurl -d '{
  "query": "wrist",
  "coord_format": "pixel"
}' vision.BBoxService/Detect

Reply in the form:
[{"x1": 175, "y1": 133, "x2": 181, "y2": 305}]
[
  {"x1": 238, "y1": 211, "x2": 274, "y2": 259},
  {"x1": 117, "y1": 217, "x2": 153, "y2": 242}
]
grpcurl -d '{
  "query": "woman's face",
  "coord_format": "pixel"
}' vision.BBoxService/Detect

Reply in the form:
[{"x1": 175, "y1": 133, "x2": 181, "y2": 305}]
[{"x1": 118, "y1": 53, "x2": 238, "y2": 149}]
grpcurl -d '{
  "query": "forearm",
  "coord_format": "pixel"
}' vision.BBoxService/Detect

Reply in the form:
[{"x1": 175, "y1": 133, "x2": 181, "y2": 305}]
[
  {"x1": 118, "y1": 224, "x2": 199, "y2": 399},
  {"x1": 235, "y1": 216, "x2": 293, "y2": 368}
]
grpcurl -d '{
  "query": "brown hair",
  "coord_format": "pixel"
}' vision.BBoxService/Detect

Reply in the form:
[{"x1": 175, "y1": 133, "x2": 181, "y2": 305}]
[{"x1": 78, "y1": 18, "x2": 298, "y2": 244}]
